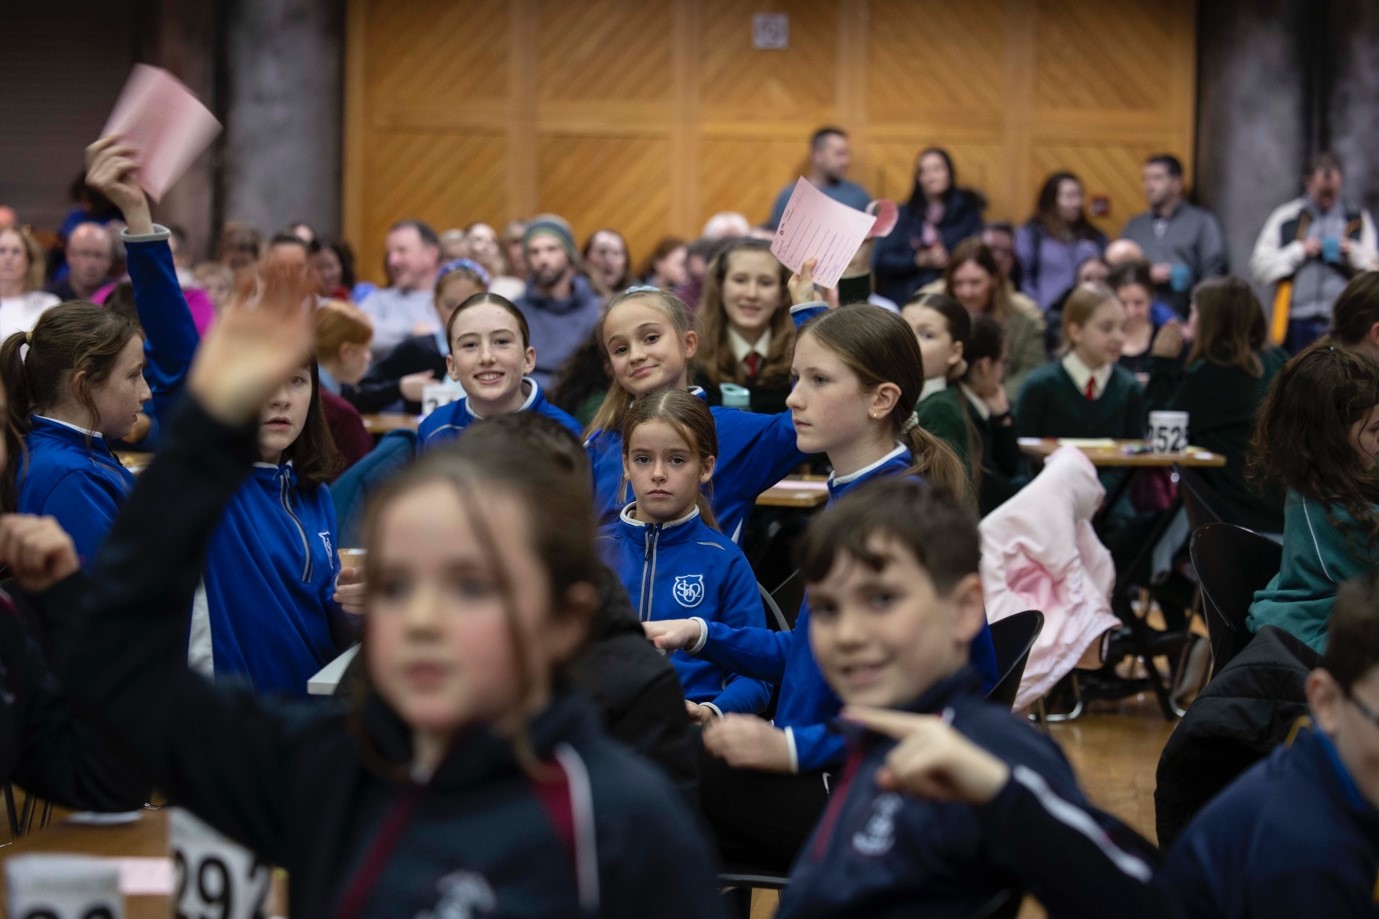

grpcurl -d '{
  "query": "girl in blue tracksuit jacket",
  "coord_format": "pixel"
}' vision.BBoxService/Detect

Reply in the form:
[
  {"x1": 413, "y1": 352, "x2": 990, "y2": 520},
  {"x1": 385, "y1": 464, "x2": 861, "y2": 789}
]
[
  {"x1": 417, "y1": 292, "x2": 581, "y2": 448},
  {"x1": 646, "y1": 305, "x2": 999, "y2": 870},
  {"x1": 598, "y1": 389, "x2": 770, "y2": 720},
  {"x1": 95, "y1": 141, "x2": 347, "y2": 695},
  {"x1": 34, "y1": 272, "x2": 724, "y2": 918},
  {"x1": 584, "y1": 285, "x2": 818, "y2": 542},
  {"x1": 775, "y1": 480, "x2": 1167, "y2": 918}
]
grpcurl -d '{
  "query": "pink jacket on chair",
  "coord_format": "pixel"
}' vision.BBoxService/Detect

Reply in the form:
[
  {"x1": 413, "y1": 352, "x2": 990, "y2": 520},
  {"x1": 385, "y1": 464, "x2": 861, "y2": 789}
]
[{"x1": 980, "y1": 445, "x2": 1120, "y2": 710}]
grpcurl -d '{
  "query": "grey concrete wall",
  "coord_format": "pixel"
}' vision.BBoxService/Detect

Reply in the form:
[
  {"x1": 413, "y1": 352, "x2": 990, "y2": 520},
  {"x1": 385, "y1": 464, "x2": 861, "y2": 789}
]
[
  {"x1": 221, "y1": 0, "x2": 344, "y2": 243},
  {"x1": 1328, "y1": 0, "x2": 1379, "y2": 218}
]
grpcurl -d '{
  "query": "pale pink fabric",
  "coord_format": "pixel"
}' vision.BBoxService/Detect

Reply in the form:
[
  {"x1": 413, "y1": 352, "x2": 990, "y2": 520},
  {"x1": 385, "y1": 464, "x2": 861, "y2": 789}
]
[{"x1": 980, "y1": 446, "x2": 1120, "y2": 710}]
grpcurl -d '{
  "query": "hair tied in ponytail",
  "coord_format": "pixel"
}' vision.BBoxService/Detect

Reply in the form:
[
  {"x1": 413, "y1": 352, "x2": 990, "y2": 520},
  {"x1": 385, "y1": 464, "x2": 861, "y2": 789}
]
[{"x1": 901, "y1": 411, "x2": 920, "y2": 434}]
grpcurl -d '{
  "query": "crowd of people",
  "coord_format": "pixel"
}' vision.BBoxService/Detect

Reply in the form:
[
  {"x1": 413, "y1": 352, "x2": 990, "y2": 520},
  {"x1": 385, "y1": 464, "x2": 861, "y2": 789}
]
[{"x1": 1, "y1": 122, "x2": 1378, "y2": 916}]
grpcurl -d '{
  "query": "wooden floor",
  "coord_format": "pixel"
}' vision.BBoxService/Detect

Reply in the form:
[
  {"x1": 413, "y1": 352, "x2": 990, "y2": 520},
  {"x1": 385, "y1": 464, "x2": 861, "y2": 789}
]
[{"x1": 750, "y1": 690, "x2": 1179, "y2": 919}]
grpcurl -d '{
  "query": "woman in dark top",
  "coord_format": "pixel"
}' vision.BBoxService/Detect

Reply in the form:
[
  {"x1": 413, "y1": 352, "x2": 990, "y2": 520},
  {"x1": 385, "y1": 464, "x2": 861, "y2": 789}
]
[
  {"x1": 873, "y1": 147, "x2": 986, "y2": 305},
  {"x1": 1112, "y1": 261, "x2": 1179, "y2": 378},
  {"x1": 1145, "y1": 277, "x2": 1287, "y2": 533}
]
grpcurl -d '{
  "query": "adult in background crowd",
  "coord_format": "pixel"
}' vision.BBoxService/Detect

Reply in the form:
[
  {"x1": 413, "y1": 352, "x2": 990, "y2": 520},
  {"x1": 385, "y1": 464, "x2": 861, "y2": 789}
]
[
  {"x1": 873, "y1": 147, "x2": 985, "y2": 305},
  {"x1": 1251, "y1": 151, "x2": 1378, "y2": 353},
  {"x1": 465, "y1": 221, "x2": 525, "y2": 301},
  {"x1": 639, "y1": 236, "x2": 688, "y2": 290},
  {"x1": 515, "y1": 216, "x2": 600, "y2": 388},
  {"x1": 502, "y1": 219, "x2": 528, "y2": 279},
  {"x1": 982, "y1": 221, "x2": 1022, "y2": 290},
  {"x1": 1121, "y1": 154, "x2": 1228, "y2": 316},
  {"x1": 583, "y1": 228, "x2": 631, "y2": 299},
  {"x1": 0, "y1": 206, "x2": 17, "y2": 230},
  {"x1": 358, "y1": 218, "x2": 442, "y2": 360},
  {"x1": 49, "y1": 222, "x2": 114, "y2": 301},
  {"x1": 765, "y1": 126, "x2": 871, "y2": 230},
  {"x1": 1015, "y1": 171, "x2": 1107, "y2": 312},
  {"x1": 0, "y1": 227, "x2": 59, "y2": 342}
]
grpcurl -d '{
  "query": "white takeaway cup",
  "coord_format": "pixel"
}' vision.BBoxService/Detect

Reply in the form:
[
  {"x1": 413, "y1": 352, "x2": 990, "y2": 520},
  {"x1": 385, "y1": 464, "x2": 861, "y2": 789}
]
[
  {"x1": 1147, "y1": 410, "x2": 1189, "y2": 454},
  {"x1": 168, "y1": 809, "x2": 271, "y2": 919},
  {"x1": 5, "y1": 854, "x2": 124, "y2": 919}
]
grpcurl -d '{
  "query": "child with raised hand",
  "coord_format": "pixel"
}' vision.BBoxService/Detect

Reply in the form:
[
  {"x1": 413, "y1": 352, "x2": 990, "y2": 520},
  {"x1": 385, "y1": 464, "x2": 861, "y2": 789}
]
[
  {"x1": 774, "y1": 479, "x2": 1167, "y2": 918},
  {"x1": 1165, "y1": 572, "x2": 1379, "y2": 918},
  {"x1": 599, "y1": 389, "x2": 771, "y2": 722},
  {"x1": 585, "y1": 282, "x2": 817, "y2": 541},
  {"x1": 417, "y1": 291, "x2": 581, "y2": 448},
  {"x1": 19, "y1": 259, "x2": 724, "y2": 918},
  {"x1": 645, "y1": 305, "x2": 998, "y2": 871},
  {"x1": 1016, "y1": 282, "x2": 1144, "y2": 441},
  {"x1": 694, "y1": 238, "x2": 796, "y2": 414},
  {"x1": 904, "y1": 291, "x2": 979, "y2": 485},
  {"x1": 1248, "y1": 343, "x2": 1379, "y2": 652}
]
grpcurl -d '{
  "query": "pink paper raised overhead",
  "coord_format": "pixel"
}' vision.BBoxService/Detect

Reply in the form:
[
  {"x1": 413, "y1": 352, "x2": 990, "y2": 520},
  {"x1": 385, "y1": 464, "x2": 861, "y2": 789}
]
[
  {"x1": 102, "y1": 64, "x2": 221, "y2": 202},
  {"x1": 770, "y1": 177, "x2": 877, "y2": 289}
]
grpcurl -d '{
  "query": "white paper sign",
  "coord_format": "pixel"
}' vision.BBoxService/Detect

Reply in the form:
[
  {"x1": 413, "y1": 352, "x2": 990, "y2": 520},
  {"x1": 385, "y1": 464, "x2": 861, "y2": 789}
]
[
  {"x1": 770, "y1": 178, "x2": 878, "y2": 289},
  {"x1": 168, "y1": 809, "x2": 270, "y2": 919},
  {"x1": 5, "y1": 854, "x2": 124, "y2": 919}
]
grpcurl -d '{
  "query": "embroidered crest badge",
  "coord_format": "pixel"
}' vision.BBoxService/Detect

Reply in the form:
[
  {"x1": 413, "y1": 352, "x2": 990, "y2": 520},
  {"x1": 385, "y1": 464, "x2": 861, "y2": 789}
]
[{"x1": 672, "y1": 574, "x2": 706, "y2": 608}]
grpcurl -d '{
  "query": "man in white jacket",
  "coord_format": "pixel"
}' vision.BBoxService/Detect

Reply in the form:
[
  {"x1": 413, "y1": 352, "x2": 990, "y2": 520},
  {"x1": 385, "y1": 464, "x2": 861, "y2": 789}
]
[{"x1": 1250, "y1": 152, "x2": 1378, "y2": 354}]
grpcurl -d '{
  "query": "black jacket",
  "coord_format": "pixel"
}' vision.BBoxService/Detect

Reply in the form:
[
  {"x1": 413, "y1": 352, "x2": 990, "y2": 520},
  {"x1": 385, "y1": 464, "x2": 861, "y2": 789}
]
[
  {"x1": 348, "y1": 333, "x2": 447, "y2": 415},
  {"x1": 1154, "y1": 625, "x2": 1317, "y2": 848},
  {"x1": 51, "y1": 397, "x2": 725, "y2": 918}
]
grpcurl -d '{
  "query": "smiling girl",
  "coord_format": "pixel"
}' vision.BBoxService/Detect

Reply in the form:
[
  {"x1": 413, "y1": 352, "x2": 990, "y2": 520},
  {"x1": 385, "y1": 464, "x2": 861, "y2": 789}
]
[
  {"x1": 599, "y1": 390, "x2": 770, "y2": 722},
  {"x1": 695, "y1": 239, "x2": 795, "y2": 413},
  {"x1": 585, "y1": 285, "x2": 812, "y2": 541},
  {"x1": 1248, "y1": 343, "x2": 1379, "y2": 653},
  {"x1": 20, "y1": 260, "x2": 724, "y2": 917}
]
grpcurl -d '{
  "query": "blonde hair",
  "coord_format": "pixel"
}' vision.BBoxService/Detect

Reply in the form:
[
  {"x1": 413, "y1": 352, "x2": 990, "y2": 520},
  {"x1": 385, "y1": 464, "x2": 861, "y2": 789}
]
[
  {"x1": 1060, "y1": 282, "x2": 1118, "y2": 351},
  {"x1": 1, "y1": 228, "x2": 46, "y2": 293},
  {"x1": 315, "y1": 299, "x2": 373, "y2": 358},
  {"x1": 586, "y1": 287, "x2": 697, "y2": 436}
]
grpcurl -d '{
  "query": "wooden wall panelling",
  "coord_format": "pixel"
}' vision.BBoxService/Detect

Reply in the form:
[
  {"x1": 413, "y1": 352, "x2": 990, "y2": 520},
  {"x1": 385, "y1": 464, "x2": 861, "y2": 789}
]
[{"x1": 344, "y1": 0, "x2": 1199, "y2": 283}]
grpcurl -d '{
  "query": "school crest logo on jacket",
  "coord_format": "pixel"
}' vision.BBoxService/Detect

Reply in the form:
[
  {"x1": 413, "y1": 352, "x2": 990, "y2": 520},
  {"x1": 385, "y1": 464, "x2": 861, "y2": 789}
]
[
  {"x1": 852, "y1": 792, "x2": 903, "y2": 856},
  {"x1": 672, "y1": 574, "x2": 706, "y2": 608},
  {"x1": 415, "y1": 870, "x2": 496, "y2": 919}
]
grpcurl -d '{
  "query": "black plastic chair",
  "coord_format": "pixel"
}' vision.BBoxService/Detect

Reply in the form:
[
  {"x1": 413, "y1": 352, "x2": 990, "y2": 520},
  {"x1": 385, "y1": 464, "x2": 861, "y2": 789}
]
[
  {"x1": 1175, "y1": 464, "x2": 1226, "y2": 534},
  {"x1": 1190, "y1": 523, "x2": 1282, "y2": 679},
  {"x1": 986, "y1": 610, "x2": 1044, "y2": 711}
]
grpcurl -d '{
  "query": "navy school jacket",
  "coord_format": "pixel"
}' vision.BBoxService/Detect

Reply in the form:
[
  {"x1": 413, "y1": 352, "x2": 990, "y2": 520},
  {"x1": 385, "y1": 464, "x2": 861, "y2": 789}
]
[
  {"x1": 418, "y1": 377, "x2": 583, "y2": 449},
  {"x1": 688, "y1": 446, "x2": 1000, "y2": 773},
  {"x1": 584, "y1": 303, "x2": 827, "y2": 542},
  {"x1": 598, "y1": 504, "x2": 771, "y2": 716},
  {"x1": 777, "y1": 668, "x2": 1170, "y2": 919},
  {"x1": 1163, "y1": 723, "x2": 1379, "y2": 918},
  {"x1": 53, "y1": 396, "x2": 727, "y2": 919}
]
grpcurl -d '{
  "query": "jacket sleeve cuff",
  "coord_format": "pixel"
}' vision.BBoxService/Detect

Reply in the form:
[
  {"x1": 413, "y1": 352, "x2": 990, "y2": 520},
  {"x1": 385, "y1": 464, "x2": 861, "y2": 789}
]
[
  {"x1": 701, "y1": 702, "x2": 723, "y2": 719},
  {"x1": 688, "y1": 617, "x2": 709, "y2": 654},
  {"x1": 122, "y1": 224, "x2": 173, "y2": 243},
  {"x1": 784, "y1": 726, "x2": 800, "y2": 773}
]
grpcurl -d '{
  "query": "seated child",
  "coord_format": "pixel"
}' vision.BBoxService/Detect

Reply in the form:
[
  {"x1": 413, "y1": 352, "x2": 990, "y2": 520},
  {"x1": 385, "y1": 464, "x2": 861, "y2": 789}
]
[
  {"x1": 1248, "y1": 342, "x2": 1379, "y2": 652},
  {"x1": 1164, "y1": 572, "x2": 1379, "y2": 917},
  {"x1": 904, "y1": 292, "x2": 978, "y2": 485},
  {"x1": 599, "y1": 389, "x2": 771, "y2": 720},
  {"x1": 959, "y1": 315, "x2": 1027, "y2": 515},
  {"x1": 775, "y1": 479, "x2": 1168, "y2": 917}
]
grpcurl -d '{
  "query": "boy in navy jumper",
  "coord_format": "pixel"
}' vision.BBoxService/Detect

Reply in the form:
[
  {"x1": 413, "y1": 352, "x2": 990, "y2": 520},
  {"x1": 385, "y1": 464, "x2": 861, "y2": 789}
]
[
  {"x1": 1164, "y1": 572, "x2": 1379, "y2": 918},
  {"x1": 776, "y1": 479, "x2": 1168, "y2": 918}
]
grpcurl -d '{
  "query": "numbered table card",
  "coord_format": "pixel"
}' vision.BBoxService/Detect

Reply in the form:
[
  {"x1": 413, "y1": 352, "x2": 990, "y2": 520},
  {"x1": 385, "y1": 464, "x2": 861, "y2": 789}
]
[
  {"x1": 6, "y1": 854, "x2": 124, "y2": 919},
  {"x1": 770, "y1": 178, "x2": 878, "y2": 289},
  {"x1": 169, "y1": 809, "x2": 270, "y2": 919}
]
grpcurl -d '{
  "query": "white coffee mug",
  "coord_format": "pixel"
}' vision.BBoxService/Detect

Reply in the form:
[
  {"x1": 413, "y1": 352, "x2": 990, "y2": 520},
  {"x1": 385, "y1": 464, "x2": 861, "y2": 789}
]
[
  {"x1": 1147, "y1": 410, "x2": 1189, "y2": 454},
  {"x1": 422, "y1": 383, "x2": 463, "y2": 417},
  {"x1": 168, "y1": 809, "x2": 270, "y2": 919},
  {"x1": 5, "y1": 854, "x2": 123, "y2": 919}
]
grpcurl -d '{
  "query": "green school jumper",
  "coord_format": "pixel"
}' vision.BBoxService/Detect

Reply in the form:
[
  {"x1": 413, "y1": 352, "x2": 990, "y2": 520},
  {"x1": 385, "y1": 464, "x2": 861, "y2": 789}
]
[
  {"x1": 1248, "y1": 491, "x2": 1379, "y2": 653},
  {"x1": 1014, "y1": 360, "x2": 1145, "y2": 441},
  {"x1": 1144, "y1": 348, "x2": 1287, "y2": 533},
  {"x1": 916, "y1": 385, "x2": 974, "y2": 479}
]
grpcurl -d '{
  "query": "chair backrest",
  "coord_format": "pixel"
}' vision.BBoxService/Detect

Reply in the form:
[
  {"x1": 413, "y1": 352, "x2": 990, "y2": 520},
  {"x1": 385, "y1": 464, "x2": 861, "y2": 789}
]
[
  {"x1": 1190, "y1": 523, "x2": 1283, "y2": 677},
  {"x1": 1175, "y1": 464, "x2": 1225, "y2": 533},
  {"x1": 985, "y1": 610, "x2": 1044, "y2": 710},
  {"x1": 758, "y1": 581, "x2": 791, "y2": 632}
]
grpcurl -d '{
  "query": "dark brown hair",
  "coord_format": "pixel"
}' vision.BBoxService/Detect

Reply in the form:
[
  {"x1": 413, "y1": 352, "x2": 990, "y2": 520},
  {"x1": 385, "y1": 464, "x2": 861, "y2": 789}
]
[
  {"x1": 798, "y1": 477, "x2": 980, "y2": 595},
  {"x1": 279, "y1": 358, "x2": 343, "y2": 489},
  {"x1": 905, "y1": 292, "x2": 971, "y2": 383},
  {"x1": 698, "y1": 239, "x2": 794, "y2": 391},
  {"x1": 1032, "y1": 171, "x2": 1099, "y2": 241},
  {"x1": 444, "y1": 292, "x2": 531, "y2": 352},
  {"x1": 1187, "y1": 276, "x2": 1267, "y2": 377},
  {"x1": 638, "y1": 236, "x2": 687, "y2": 284},
  {"x1": 621, "y1": 388, "x2": 719, "y2": 529},
  {"x1": 353, "y1": 443, "x2": 597, "y2": 777},
  {"x1": 1324, "y1": 573, "x2": 1379, "y2": 692},
  {"x1": 0, "y1": 302, "x2": 142, "y2": 505},
  {"x1": 1250, "y1": 341, "x2": 1379, "y2": 543},
  {"x1": 942, "y1": 239, "x2": 1012, "y2": 323},
  {"x1": 1331, "y1": 272, "x2": 1379, "y2": 349},
  {"x1": 800, "y1": 306, "x2": 969, "y2": 503}
]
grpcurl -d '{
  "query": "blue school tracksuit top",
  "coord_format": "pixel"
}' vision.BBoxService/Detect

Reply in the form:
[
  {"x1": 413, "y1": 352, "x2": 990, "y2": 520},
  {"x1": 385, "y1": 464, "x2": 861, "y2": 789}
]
[
  {"x1": 417, "y1": 377, "x2": 583, "y2": 449},
  {"x1": 194, "y1": 462, "x2": 343, "y2": 695},
  {"x1": 598, "y1": 504, "x2": 771, "y2": 716},
  {"x1": 18, "y1": 418, "x2": 136, "y2": 562},
  {"x1": 584, "y1": 303, "x2": 827, "y2": 542},
  {"x1": 688, "y1": 446, "x2": 1000, "y2": 773},
  {"x1": 1163, "y1": 724, "x2": 1379, "y2": 918}
]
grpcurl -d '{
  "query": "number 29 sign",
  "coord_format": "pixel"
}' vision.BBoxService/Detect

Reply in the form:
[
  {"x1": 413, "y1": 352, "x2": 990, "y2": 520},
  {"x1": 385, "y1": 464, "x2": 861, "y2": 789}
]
[{"x1": 169, "y1": 809, "x2": 271, "y2": 919}]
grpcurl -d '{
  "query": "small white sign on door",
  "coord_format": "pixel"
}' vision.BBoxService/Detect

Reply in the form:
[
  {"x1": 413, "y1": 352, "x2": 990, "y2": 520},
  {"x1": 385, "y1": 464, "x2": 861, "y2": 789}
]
[{"x1": 753, "y1": 13, "x2": 789, "y2": 50}]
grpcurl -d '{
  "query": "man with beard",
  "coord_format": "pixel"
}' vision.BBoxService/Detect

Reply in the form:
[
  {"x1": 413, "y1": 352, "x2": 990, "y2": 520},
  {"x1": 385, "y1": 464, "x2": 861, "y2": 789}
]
[
  {"x1": 1120, "y1": 154, "x2": 1227, "y2": 316},
  {"x1": 515, "y1": 216, "x2": 600, "y2": 388},
  {"x1": 765, "y1": 127, "x2": 871, "y2": 230}
]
